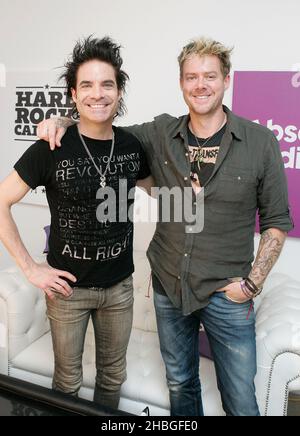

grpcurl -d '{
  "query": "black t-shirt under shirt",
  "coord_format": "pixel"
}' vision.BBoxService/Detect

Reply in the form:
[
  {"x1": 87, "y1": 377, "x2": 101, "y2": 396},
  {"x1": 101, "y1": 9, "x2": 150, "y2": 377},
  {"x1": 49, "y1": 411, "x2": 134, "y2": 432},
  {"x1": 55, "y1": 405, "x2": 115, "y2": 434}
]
[
  {"x1": 188, "y1": 123, "x2": 227, "y2": 187},
  {"x1": 14, "y1": 125, "x2": 150, "y2": 288}
]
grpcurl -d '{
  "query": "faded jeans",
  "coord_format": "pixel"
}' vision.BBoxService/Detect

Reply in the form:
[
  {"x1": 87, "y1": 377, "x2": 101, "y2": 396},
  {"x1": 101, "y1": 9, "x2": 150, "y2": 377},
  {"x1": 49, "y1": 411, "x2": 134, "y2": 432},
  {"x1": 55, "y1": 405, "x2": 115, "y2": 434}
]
[
  {"x1": 46, "y1": 275, "x2": 134, "y2": 409},
  {"x1": 152, "y1": 274, "x2": 260, "y2": 416}
]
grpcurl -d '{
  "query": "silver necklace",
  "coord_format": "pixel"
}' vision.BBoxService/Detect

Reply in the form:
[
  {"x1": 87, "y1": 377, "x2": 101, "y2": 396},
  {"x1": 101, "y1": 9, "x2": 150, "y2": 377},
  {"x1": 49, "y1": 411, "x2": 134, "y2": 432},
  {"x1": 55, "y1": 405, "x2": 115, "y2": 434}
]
[
  {"x1": 77, "y1": 125, "x2": 115, "y2": 188},
  {"x1": 190, "y1": 116, "x2": 227, "y2": 165}
]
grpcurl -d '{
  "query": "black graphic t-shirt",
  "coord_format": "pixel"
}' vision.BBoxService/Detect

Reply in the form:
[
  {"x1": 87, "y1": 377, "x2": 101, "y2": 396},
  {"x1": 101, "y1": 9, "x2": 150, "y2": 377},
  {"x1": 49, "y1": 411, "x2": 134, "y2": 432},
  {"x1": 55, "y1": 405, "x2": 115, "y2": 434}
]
[
  {"x1": 14, "y1": 125, "x2": 151, "y2": 288},
  {"x1": 188, "y1": 124, "x2": 227, "y2": 190}
]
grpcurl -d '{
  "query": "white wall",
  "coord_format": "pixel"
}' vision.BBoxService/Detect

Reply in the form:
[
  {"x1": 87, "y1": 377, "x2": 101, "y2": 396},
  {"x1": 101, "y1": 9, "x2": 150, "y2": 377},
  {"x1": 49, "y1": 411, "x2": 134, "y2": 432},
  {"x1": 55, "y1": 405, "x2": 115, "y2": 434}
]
[{"x1": 0, "y1": 0, "x2": 299, "y2": 280}]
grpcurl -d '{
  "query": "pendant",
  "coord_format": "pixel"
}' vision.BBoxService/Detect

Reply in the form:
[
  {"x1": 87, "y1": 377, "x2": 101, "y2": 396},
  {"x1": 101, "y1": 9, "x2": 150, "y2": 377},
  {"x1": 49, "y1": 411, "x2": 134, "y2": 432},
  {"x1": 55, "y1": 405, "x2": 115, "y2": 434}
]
[
  {"x1": 100, "y1": 177, "x2": 106, "y2": 188},
  {"x1": 195, "y1": 149, "x2": 203, "y2": 164}
]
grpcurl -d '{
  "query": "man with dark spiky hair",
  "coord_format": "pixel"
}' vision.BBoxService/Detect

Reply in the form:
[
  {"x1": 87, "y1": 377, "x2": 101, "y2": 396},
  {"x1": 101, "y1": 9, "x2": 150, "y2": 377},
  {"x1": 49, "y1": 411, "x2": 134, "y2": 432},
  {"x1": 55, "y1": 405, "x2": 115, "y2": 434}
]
[{"x1": 0, "y1": 36, "x2": 151, "y2": 409}]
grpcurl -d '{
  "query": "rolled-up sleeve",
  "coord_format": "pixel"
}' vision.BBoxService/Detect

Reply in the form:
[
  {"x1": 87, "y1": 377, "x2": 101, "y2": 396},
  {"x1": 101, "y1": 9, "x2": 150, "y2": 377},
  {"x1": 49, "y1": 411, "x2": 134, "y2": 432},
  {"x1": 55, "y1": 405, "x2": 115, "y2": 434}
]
[{"x1": 258, "y1": 133, "x2": 294, "y2": 233}]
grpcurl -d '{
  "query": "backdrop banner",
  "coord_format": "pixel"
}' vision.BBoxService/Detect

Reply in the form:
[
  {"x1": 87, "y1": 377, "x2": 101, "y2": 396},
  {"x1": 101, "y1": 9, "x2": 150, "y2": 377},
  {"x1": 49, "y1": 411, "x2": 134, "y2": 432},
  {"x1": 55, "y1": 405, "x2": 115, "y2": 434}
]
[
  {"x1": 0, "y1": 70, "x2": 72, "y2": 205},
  {"x1": 233, "y1": 71, "x2": 299, "y2": 238}
]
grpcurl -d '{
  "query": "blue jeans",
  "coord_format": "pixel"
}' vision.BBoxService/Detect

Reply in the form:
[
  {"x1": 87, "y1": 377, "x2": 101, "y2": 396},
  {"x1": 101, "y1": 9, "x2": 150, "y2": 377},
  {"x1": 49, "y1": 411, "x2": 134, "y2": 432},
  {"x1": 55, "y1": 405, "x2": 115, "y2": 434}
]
[
  {"x1": 46, "y1": 275, "x2": 134, "y2": 409},
  {"x1": 152, "y1": 275, "x2": 260, "y2": 416}
]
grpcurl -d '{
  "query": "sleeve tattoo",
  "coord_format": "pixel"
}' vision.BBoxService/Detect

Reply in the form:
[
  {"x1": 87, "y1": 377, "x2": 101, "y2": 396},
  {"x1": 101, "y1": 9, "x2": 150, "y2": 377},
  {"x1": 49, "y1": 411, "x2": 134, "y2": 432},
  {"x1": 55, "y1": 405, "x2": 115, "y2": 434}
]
[{"x1": 248, "y1": 228, "x2": 286, "y2": 288}]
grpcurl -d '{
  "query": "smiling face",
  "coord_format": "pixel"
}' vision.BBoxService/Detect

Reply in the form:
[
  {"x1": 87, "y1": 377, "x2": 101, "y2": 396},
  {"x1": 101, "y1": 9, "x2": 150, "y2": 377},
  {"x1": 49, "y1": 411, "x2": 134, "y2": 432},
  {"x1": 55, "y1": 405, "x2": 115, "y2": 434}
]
[
  {"x1": 71, "y1": 59, "x2": 121, "y2": 128},
  {"x1": 180, "y1": 54, "x2": 230, "y2": 118}
]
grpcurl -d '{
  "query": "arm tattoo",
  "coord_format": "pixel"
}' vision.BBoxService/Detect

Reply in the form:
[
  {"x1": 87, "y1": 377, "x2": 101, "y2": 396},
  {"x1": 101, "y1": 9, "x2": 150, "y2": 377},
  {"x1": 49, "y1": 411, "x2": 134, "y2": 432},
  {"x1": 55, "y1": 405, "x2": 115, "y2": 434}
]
[
  {"x1": 56, "y1": 117, "x2": 75, "y2": 129},
  {"x1": 248, "y1": 228, "x2": 286, "y2": 288}
]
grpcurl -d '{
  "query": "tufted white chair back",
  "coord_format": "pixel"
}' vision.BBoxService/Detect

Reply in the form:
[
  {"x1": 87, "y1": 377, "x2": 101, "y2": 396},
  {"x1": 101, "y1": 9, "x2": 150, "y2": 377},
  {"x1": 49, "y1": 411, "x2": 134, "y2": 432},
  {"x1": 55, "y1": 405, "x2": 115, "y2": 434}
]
[
  {"x1": 0, "y1": 268, "x2": 49, "y2": 365},
  {"x1": 132, "y1": 251, "x2": 157, "y2": 332}
]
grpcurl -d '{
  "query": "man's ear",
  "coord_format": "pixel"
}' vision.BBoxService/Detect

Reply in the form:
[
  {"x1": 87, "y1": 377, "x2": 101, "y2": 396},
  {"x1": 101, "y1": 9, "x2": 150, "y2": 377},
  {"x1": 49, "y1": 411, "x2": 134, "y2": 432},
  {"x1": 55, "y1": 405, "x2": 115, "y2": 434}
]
[
  {"x1": 179, "y1": 76, "x2": 183, "y2": 91},
  {"x1": 71, "y1": 88, "x2": 77, "y2": 103},
  {"x1": 224, "y1": 74, "x2": 231, "y2": 91}
]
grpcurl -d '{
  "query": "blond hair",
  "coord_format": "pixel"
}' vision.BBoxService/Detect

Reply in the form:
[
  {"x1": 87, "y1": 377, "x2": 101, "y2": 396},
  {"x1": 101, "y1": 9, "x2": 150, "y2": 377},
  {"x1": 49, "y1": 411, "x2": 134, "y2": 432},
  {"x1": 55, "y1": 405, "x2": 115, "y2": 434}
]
[{"x1": 178, "y1": 37, "x2": 233, "y2": 78}]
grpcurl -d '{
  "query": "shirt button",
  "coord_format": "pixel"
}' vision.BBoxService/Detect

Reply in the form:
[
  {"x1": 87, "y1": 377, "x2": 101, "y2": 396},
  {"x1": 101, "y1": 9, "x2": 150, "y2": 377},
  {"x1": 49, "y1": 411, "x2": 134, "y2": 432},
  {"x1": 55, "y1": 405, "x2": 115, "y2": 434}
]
[
  {"x1": 177, "y1": 276, "x2": 181, "y2": 280},
  {"x1": 185, "y1": 153, "x2": 189, "y2": 157},
  {"x1": 164, "y1": 161, "x2": 168, "y2": 165},
  {"x1": 184, "y1": 177, "x2": 188, "y2": 181},
  {"x1": 238, "y1": 176, "x2": 241, "y2": 181},
  {"x1": 184, "y1": 253, "x2": 188, "y2": 257}
]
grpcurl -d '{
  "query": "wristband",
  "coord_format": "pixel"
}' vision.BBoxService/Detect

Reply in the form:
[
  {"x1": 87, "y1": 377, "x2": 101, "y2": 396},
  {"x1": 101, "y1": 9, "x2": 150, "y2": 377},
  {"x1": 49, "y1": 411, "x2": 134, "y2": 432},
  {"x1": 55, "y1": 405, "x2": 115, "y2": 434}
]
[
  {"x1": 244, "y1": 278, "x2": 263, "y2": 298},
  {"x1": 246, "y1": 277, "x2": 260, "y2": 293},
  {"x1": 240, "y1": 280, "x2": 254, "y2": 299}
]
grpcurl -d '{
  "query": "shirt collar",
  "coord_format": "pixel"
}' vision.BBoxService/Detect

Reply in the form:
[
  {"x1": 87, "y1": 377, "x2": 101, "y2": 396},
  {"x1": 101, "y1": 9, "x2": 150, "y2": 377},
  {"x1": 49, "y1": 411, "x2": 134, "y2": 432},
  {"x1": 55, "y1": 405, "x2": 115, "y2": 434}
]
[{"x1": 173, "y1": 105, "x2": 243, "y2": 142}]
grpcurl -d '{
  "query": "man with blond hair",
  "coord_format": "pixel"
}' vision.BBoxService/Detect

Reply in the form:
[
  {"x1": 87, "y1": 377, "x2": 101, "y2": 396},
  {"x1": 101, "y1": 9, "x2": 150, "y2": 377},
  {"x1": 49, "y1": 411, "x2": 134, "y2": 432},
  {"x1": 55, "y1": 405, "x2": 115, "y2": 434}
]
[{"x1": 37, "y1": 37, "x2": 293, "y2": 416}]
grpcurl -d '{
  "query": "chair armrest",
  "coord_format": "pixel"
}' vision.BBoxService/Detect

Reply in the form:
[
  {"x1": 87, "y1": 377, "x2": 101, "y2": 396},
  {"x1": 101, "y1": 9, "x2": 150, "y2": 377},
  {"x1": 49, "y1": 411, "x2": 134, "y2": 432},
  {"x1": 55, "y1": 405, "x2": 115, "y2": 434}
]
[
  {"x1": 0, "y1": 267, "x2": 49, "y2": 374},
  {"x1": 254, "y1": 273, "x2": 300, "y2": 416}
]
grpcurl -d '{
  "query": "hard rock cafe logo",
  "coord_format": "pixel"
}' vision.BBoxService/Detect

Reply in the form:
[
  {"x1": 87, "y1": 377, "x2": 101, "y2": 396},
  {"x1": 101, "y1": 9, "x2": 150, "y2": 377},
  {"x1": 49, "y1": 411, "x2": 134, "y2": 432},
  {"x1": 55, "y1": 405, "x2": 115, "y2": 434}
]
[{"x1": 14, "y1": 84, "x2": 73, "y2": 141}]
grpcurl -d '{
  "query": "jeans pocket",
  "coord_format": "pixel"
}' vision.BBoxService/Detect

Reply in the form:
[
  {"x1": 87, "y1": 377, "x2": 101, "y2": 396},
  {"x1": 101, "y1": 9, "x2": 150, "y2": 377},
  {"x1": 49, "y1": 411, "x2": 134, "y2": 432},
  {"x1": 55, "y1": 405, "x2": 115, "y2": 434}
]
[
  {"x1": 122, "y1": 275, "x2": 133, "y2": 290},
  {"x1": 54, "y1": 289, "x2": 75, "y2": 301}
]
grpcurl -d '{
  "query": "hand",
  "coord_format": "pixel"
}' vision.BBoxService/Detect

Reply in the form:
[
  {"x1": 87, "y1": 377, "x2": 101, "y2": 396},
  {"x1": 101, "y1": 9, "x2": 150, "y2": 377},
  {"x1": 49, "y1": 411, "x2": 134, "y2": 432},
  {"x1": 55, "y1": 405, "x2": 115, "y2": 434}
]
[
  {"x1": 37, "y1": 117, "x2": 70, "y2": 151},
  {"x1": 217, "y1": 281, "x2": 250, "y2": 304},
  {"x1": 25, "y1": 262, "x2": 77, "y2": 300}
]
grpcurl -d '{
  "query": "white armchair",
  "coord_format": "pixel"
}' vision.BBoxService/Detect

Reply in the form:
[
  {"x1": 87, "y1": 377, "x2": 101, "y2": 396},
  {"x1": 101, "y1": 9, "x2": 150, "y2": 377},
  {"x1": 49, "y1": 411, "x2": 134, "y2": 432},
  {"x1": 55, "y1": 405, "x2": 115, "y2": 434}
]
[
  {"x1": 254, "y1": 273, "x2": 300, "y2": 415},
  {"x1": 0, "y1": 250, "x2": 300, "y2": 416}
]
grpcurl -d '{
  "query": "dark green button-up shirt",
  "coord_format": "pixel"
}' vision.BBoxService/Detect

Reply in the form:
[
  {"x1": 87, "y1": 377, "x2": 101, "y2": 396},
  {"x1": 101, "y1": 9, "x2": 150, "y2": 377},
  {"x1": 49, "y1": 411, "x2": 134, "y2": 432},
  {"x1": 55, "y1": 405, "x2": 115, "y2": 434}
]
[{"x1": 126, "y1": 106, "x2": 293, "y2": 315}]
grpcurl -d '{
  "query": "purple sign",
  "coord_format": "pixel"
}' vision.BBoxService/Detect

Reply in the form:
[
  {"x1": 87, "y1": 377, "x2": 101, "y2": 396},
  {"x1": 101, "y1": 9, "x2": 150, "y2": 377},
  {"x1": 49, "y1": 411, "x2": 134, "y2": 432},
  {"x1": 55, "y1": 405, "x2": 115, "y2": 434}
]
[{"x1": 232, "y1": 71, "x2": 300, "y2": 238}]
